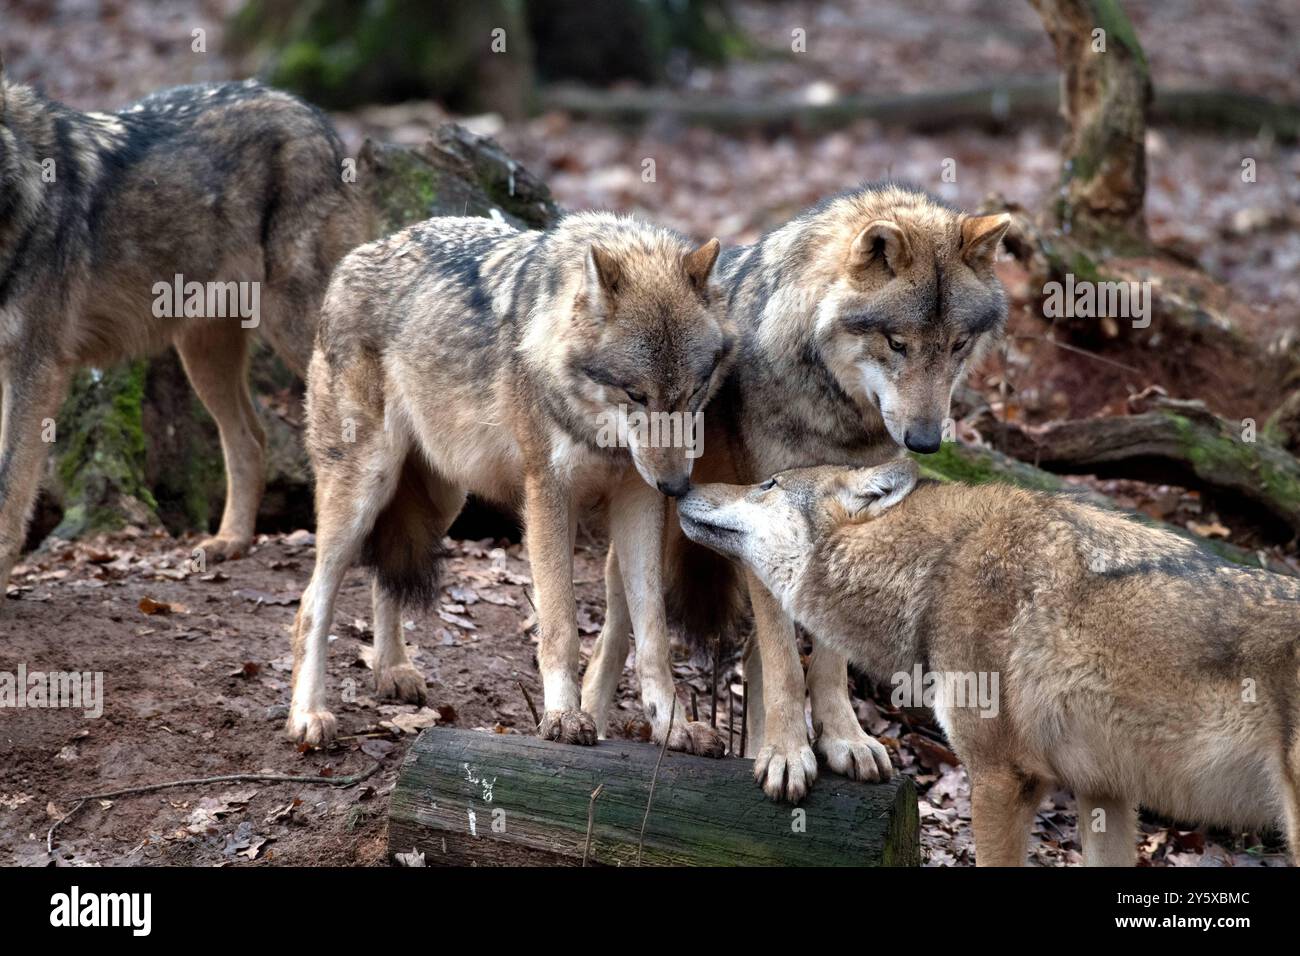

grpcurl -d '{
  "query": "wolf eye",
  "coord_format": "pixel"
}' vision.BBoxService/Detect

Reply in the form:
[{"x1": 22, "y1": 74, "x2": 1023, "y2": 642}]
[
  {"x1": 624, "y1": 389, "x2": 647, "y2": 406},
  {"x1": 952, "y1": 338, "x2": 969, "y2": 354},
  {"x1": 885, "y1": 335, "x2": 907, "y2": 355},
  {"x1": 758, "y1": 477, "x2": 778, "y2": 491}
]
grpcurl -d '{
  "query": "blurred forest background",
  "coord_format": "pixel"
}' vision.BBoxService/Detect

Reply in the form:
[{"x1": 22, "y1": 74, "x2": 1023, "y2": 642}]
[{"x1": 3, "y1": 0, "x2": 1300, "y2": 866}]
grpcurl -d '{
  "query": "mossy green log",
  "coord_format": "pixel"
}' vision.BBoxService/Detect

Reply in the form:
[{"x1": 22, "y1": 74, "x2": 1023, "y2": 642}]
[
  {"x1": 916, "y1": 437, "x2": 1294, "y2": 573},
  {"x1": 389, "y1": 728, "x2": 919, "y2": 866}
]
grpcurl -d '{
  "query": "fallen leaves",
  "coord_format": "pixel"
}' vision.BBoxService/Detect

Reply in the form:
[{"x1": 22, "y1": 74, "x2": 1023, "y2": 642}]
[{"x1": 139, "y1": 595, "x2": 188, "y2": 615}]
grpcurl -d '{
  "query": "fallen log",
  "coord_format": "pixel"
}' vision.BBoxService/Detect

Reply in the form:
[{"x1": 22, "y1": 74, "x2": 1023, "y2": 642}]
[
  {"x1": 976, "y1": 398, "x2": 1300, "y2": 538},
  {"x1": 916, "y1": 438, "x2": 1295, "y2": 573},
  {"x1": 538, "y1": 81, "x2": 1300, "y2": 142},
  {"x1": 388, "y1": 728, "x2": 919, "y2": 866}
]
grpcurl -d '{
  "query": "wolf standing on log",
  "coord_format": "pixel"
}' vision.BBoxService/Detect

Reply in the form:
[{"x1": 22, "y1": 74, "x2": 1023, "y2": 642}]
[
  {"x1": 585, "y1": 184, "x2": 1011, "y2": 801},
  {"x1": 286, "y1": 212, "x2": 735, "y2": 753},
  {"x1": 0, "y1": 57, "x2": 368, "y2": 592}
]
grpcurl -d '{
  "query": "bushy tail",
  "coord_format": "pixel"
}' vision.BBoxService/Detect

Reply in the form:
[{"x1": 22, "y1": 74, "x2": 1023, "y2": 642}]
[
  {"x1": 360, "y1": 455, "x2": 450, "y2": 608},
  {"x1": 663, "y1": 501, "x2": 750, "y2": 657}
]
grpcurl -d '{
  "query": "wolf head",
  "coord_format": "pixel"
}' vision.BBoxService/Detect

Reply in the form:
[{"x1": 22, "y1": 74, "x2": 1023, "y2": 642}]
[
  {"x1": 563, "y1": 225, "x2": 735, "y2": 496},
  {"x1": 678, "y1": 459, "x2": 917, "y2": 604},
  {"x1": 807, "y1": 188, "x2": 1009, "y2": 453}
]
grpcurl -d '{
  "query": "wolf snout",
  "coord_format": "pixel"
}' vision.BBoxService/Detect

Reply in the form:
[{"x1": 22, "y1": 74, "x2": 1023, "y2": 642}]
[
  {"x1": 903, "y1": 422, "x2": 943, "y2": 454},
  {"x1": 656, "y1": 476, "x2": 691, "y2": 498}
]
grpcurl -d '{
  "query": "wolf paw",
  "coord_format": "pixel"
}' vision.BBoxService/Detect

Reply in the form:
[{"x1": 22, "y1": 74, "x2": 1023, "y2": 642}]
[
  {"x1": 817, "y1": 729, "x2": 893, "y2": 782},
  {"x1": 196, "y1": 534, "x2": 253, "y2": 563},
  {"x1": 374, "y1": 664, "x2": 428, "y2": 704},
  {"x1": 667, "y1": 720, "x2": 727, "y2": 758},
  {"x1": 538, "y1": 709, "x2": 598, "y2": 746},
  {"x1": 285, "y1": 707, "x2": 338, "y2": 747},
  {"x1": 754, "y1": 740, "x2": 818, "y2": 803}
]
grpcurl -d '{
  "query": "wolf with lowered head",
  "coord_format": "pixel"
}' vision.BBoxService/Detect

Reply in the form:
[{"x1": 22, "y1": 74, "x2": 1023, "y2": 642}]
[{"x1": 287, "y1": 212, "x2": 735, "y2": 755}]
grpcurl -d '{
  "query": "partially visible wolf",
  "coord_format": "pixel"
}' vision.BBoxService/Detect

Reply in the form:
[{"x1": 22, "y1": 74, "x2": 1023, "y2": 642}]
[
  {"x1": 583, "y1": 184, "x2": 1010, "y2": 801},
  {"x1": 286, "y1": 212, "x2": 735, "y2": 753},
  {"x1": 679, "y1": 460, "x2": 1300, "y2": 866},
  {"x1": 0, "y1": 57, "x2": 369, "y2": 591}
]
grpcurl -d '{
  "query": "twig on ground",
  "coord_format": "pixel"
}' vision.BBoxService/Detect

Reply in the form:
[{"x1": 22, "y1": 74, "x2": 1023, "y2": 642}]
[
  {"x1": 636, "y1": 706, "x2": 675, "y2": 866},
  {"x1": 47, "y1": 762, "x2": 380, "y2": 855},
  {"x1": 711, "y1": 637, "x2": 720, "y2": 728},
  {"x1": 582, "y1": 784, "x2": 604, "y2": 866},
  {"x1": 740, "y1": 679, "x2": 749, "y2": 757},
  {"x1": 518, "y1": 680, "x2": 540, "y2": 726},
  {"x1": 728, "y1": 686, "x2": 736, "y2": 756},
  {"x1": 1013, "y1": 333, "x2": 1142, "y2": 374}
]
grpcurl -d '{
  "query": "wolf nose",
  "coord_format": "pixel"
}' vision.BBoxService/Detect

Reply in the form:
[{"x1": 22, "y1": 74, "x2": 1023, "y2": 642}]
[
  {"x1": 903, "y1": 425, "x2": 942, "y2": 454},
  {"x1": 657, "y1": 477, "x2": 691, "y2": 498}
]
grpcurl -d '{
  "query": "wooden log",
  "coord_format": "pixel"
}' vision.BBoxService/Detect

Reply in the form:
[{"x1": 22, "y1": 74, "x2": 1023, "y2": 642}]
[
  {"x1": 388, "y1": 728, "x2": 919, "y2": 867},
  {"x1": 537, "y1": 82, "x2": 1300, "y2": 142},
  {"x1": 916, "y1": 438, "x2": 1295, "y2": 574},
  {"x1": 977, "y1": 398, "x2": 1300, "y2": 537}
]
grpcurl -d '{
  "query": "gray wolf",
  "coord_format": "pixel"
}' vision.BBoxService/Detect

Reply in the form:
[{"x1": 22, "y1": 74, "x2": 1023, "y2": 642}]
[
  {"x1": 286, "y1": 212, "x2": 735, "y2": 754},
  {"x1": 583, "y1": 183, "x2": 1010, "y2": 801},
  {"x1": 0, "y1": 57, "x2": 369, "y2": 591},
  {"x1": 679, "y1": 459, "x2": 1300, "y2": 865}
]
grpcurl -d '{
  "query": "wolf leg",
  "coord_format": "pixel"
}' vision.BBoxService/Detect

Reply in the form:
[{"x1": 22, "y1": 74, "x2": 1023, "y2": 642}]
[
  {"x1": 742, "y1": 638, "x2": 764, "y2": 757},
  {"x1": 287, "y1": 447, "x2": 402, "y2": 746},
  {"x1": 969, "y1": 766, "x2": 1044, "y2": 866},
  {"x1": 525, "y1": 471, "x2": 597, "y2": 745},
  {"x1": 808, "y1": 640, "x2": 892, "y2": 782},
  {"x1": 370, "y1": 578, "x2": 427, "y2": 705},
  {"x1": 0, "y1": 355, "x2": 70, "y2": 594},
  {"x1": 175, "y1": 322, "x2": 266, "y2": 562},
  {"x1": 1076, "y1": 793, "x2": 1136, "y2": 866},
  {"x1": 1279, "y1": 752, "x2": 1300, "y2": 866},
  {"x1": 368, "y1": 457, "x2": 463, "y2": 704},
  {"x1": 609, "y1": 474, "x2": 725, "y2": 756},
  {"x1": 580, "y1": 547, "x2": 631, "y2": 738},
  {"x1": 747, "y1": 573, "x2": 817, "y2": 801}
]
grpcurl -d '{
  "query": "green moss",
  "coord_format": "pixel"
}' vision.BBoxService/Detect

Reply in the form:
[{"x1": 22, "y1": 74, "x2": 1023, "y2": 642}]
[
  {"x1": 915, "y1": 442, "x2": 1064, "y2": 494},
  {"x1": 1090, "y1": 0, "x2": 1149, "y2": 73},
  {"x1": 1169, "y1": 412, "x2": 1300, "y2": 512},
  {"x1": 53, "y1": 362, "x2": 159, "y2": 538}
]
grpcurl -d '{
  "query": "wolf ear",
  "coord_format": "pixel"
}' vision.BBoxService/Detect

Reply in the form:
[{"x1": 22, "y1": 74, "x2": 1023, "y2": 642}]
[
  {"x1": 682, "y1": 237, "x2": 720, "y2": 296},
  {"x1": 841, "y1": 458, "x2": 918, "y2": 519},
  {"x1": 586, "y1": 244, "x2": 621, "y2": 299},
  {"x1": 849, "y1": 220, "x2": 912, "y2": 277},
  {"x1": 959, "y1": 213, "x2": 1010, "y2": 267}
]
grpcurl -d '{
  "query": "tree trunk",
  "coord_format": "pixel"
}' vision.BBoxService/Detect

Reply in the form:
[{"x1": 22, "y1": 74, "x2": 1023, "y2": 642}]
[
  {"x1": 388, "y1": 728, "x2": 920, "y2": 867},
  {"x1": 1028, "y1": 0, "x2": 1152, "y2": 246}
]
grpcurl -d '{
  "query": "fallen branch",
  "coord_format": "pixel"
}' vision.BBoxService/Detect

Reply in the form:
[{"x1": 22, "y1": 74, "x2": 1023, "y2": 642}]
[
  {"x1": 539, "y1": 81, "x2": 1300, "y2": 141},
  {"x1": 978, "y1": 398, "x2": 1300, "y2": 536}
]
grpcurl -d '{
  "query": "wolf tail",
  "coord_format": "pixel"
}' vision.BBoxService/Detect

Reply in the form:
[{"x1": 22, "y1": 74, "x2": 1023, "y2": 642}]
[
  {"x1": 663, "y1": 501, "x2": 750, "y2": 656},
  {"x1": 360, "y1": 455, "x2": 451, "y2": 609}
]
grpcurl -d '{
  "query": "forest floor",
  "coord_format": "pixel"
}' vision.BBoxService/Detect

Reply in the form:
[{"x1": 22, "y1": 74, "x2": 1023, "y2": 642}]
[{"x1": 2, "y1": 0, "x2": 1298, "y2": 866}]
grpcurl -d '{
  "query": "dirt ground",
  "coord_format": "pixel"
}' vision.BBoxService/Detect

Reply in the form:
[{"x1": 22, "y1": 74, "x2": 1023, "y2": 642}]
[{"x1": 1, "y1": 529, "x2": 624, "y2": 866}]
